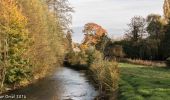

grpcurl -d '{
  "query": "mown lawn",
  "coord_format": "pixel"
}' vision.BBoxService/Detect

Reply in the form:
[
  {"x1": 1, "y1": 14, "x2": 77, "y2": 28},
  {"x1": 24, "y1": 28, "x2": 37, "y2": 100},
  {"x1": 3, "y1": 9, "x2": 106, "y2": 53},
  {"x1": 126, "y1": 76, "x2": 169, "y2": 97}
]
[{"x1": 119, "y1": 63, "x2": 170, "y2": 100}]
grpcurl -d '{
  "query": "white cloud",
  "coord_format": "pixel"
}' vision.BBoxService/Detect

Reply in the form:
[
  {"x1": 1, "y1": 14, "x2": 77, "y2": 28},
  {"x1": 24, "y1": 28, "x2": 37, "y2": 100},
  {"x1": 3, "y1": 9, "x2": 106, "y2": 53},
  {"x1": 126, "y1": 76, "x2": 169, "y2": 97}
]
[{"x1": 69, "y1": 0, "x2": 164, "y2": 43}]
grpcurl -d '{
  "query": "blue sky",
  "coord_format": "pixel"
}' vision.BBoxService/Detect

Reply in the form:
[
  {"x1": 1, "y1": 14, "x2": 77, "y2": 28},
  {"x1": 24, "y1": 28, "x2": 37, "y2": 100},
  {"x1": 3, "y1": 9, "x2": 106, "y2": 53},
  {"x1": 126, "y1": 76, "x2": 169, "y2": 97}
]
[{"x1": 69, "y1": 0, "x2": 164, "y2": 43}]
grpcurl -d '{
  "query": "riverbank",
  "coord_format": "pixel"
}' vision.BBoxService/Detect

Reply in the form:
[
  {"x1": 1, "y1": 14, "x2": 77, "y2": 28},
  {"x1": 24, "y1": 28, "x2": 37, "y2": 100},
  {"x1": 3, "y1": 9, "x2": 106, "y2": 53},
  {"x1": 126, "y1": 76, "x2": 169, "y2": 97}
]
[
  {"x1": 0, "y1": 0, "x2": 67, "y2": 95},
  {"x1": 65, "y1": 49, "x2": 120, "y2": 100},
  {"x1": 89, "y1": 61, "x2": 119, "y2": 100},
  {"x1": 1, "y1": 67, "x2": 98, "y2": 100},
  {"x1": 0, "y1": 66, "x2": 60, "y2": 95},
  {"x1": 119, "y1": 63, "x2": 170, "y2": 100}
]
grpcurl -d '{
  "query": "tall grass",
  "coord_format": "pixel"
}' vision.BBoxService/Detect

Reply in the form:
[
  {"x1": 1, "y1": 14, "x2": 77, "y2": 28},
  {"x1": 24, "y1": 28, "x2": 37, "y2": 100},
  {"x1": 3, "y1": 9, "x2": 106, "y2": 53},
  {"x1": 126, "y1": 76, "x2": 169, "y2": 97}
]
[
  {"x1": 91, "y1": 61, "x2": 119, "y2": 91},
  {"x1": 121, "y1": 58, "x2": 166, "y2": 67},
  {"x1": 66, "y1": 49, "x2": 119, "y2": 99},
  {"x1": 88, "y1": 50, "x2": 119, "y2": 99}
]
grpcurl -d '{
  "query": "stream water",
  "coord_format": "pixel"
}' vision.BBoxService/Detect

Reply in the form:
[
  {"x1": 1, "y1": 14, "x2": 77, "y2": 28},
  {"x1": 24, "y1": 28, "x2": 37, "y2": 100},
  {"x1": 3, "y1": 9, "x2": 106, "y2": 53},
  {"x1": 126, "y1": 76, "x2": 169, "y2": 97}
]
[{"x1": 1, "y1": 67, "x2": 98, "y2": 100}]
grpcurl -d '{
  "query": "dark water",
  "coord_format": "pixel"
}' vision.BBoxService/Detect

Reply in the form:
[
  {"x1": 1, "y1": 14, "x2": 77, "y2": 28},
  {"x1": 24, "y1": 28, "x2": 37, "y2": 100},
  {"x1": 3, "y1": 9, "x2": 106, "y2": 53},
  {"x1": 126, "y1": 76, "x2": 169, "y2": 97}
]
[{"x1": 1, "y1": 67, "x2": 98, "y2": 100}]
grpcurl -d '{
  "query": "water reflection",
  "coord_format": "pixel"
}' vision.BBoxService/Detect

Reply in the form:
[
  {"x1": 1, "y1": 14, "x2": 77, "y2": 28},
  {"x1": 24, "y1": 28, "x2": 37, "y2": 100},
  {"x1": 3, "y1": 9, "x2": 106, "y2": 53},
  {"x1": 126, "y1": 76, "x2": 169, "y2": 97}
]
[{"x1": 2, "y1": 67, "x2": 98, "y2": 100}]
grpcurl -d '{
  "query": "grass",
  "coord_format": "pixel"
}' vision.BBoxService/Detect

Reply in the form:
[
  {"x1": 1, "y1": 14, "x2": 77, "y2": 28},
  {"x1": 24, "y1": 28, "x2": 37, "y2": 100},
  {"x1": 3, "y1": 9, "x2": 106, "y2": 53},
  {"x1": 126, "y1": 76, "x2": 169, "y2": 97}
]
[
  {"x1": 90, "y1": 60, "x2": 119, "y2": 99},
  {"x1": 119, "y1": 63, "x2": 170, "y2": 100},
  {"x1": 120, "y1": 58, "x2": 166, "y2": 67}
]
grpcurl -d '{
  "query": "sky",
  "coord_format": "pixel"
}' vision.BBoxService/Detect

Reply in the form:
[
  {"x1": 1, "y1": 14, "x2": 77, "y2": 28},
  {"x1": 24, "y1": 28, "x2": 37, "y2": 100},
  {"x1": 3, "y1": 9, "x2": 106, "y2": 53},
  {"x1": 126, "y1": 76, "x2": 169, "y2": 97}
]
[{"x1": 69, "y1": 0, "x2": 164, "y2": 43}]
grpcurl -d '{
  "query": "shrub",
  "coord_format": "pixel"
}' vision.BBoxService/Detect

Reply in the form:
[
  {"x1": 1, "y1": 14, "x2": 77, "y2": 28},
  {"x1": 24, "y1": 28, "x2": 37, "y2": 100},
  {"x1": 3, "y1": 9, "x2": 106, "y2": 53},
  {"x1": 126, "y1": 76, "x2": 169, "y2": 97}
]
[
  {"x1": 104, "y1": 44, "x2": 125, "y2": 60},
  {"x1": 66, "y1": 51, "x2": 88, "y2": 66},
  {"x1": 89, "y1": 50, "x2": 119, "y2": 93},
  {"x1": 0, "y1": 0, "x2": 67, "y2": 92},
  {"x1": 166, "y1": 57, "x2": 170, "y2": 67},
  {"x1": 0, "y1": 0, "x2": 32, "y2": 88}
]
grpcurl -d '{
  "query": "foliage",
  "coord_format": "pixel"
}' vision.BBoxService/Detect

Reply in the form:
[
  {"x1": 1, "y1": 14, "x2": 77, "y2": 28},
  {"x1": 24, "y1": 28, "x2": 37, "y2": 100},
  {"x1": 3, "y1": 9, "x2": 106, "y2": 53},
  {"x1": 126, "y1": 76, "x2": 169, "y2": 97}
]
[
  {"x1": 85, "y1": 48, "x2": 100, "y2": 64},
  {"x1": 85, "y1": 49, "x2": 119, "y2": 99},
  {"x1": 119, "y1": 63, "x2": 170, "y2": 100},
  {"x1": 67, "y1": 45, "x2": 119, "y2": 99},
  {"x1": 125, "y1": 16, "x2": 146, "y2": 42},
  {"x1": 163, "y1": 0, "x2": 170, "y2": 22},
  {"x1": 160, "y1": 20, "x2": 170, "y2": 59},
  {"x1": 46, "y1": 0, "x2": 73, "y2": 30},
  {"x1": 66, "y1": 51, "x2": 88, "y2": 66},
  {"x1": 65, "y1": 31, "x2": 73, "y2": 52},
  {"x1": 90, "y1": 60, "x2": 119, "y2": 92},
  {"x1": 17, "y1": 0, "x2": 66, "y2": 79},
  {"x1": 112, "y1": 14, "x2": 166, "y2": 60},
  {"x1": 82, "y1": 23, "x2": 108, "y2": 46},
  {"x1": 104, "y1": 43, "x2": 125, "y2": 60},
  {"x1": 0, "y1": 0, "x2": 69, "y2": 92},
  {"x1": 82, "y1": 23, "x2": 112, "y2": 60},
  {"x1": 146, "y1": 14, "x2": 164, "y2": 39},
  {"x1": 0, "y1": 0, "x2": 32, "y2": 88},
  {"x1": 166, "y1": 57, "x2": 170, "y2": 67},
  {"x1": 5, "y1": 64, "x2": 31, "y2": 84},
  {"x1": 95, "y1": 35, "x2": 111, "y2": 52}
]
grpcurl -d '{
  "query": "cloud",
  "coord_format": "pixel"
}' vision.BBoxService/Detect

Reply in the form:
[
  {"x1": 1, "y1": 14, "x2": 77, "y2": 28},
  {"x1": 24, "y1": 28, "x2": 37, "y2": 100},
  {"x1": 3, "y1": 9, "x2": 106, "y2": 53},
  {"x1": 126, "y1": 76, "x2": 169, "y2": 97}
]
[{"x1": 69, "y1": 0, "x2": 163, "y2": 43}]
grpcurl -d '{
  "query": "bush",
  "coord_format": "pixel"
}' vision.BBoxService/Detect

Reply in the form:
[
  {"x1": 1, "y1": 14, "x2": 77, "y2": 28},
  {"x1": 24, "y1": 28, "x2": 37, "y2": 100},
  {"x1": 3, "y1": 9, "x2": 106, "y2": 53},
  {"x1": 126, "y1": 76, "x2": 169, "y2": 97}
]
[
  {"x1": 166, "y1": 57, "x2": 170, "y2": 67},
  {"x1": 66, "y1": 51, "x2": 88, "y2": 66},
  {"x1": 0, "y1": 0, "x2": 32, "y2": 88},
  {"x1": 90, "y1": 60, "x2": 119, "y2": 92},
  {"x1": 89, "y1": 50, "x2": 119, "y2": 96}
]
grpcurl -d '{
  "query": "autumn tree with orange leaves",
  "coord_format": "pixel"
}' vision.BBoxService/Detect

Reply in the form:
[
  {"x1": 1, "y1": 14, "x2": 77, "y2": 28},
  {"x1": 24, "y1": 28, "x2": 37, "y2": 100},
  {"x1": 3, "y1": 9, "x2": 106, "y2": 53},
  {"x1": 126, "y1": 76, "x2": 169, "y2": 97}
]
[{"x1": 81, "y1": 23, "x2": 110, "y2": 52}]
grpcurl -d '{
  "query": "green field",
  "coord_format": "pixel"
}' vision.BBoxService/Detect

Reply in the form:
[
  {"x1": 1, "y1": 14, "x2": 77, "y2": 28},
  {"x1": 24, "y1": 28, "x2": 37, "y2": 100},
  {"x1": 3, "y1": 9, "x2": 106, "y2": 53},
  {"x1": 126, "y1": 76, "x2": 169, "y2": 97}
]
[{"x1": 119, "y1": 63, "x2": 170, "y2": 100}]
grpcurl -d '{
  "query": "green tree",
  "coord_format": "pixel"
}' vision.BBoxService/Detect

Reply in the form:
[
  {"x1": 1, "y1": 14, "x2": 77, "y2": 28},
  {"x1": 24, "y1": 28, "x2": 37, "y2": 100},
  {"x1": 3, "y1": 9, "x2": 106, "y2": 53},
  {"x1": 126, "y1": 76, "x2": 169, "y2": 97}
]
[
  {"x1": 161, "y1": 20, "x2": 170, "y2": 59},
  {"x1": 125, "y1": 16, "x2": 146, "y2": 42},
  {"x1": 0, "y1": 0, "x2": 31, "y2": 89},
  {"x1": 146, "y1": 14, "x2": 164, "y2": 39}
]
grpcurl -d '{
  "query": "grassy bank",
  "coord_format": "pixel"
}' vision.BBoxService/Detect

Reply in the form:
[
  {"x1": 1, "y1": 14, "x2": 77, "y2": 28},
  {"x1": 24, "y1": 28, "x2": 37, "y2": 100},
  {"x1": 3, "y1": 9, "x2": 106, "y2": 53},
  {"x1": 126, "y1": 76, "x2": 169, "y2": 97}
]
[
  {"x1": 119, "y1": 63, "x2": 170, "y2": 100},
  {"x1": 66, "y1": 50, "x2": 119, "y2": 99},
  {"x1": 120, "y1": 58, "x2": 166, "y2": 67},
  {"x1": 86, "y1": 50, "x2": 119, "y2": 100},
  {"x1": 90, "y1": 60, "x2": 119, "y2": 100}
]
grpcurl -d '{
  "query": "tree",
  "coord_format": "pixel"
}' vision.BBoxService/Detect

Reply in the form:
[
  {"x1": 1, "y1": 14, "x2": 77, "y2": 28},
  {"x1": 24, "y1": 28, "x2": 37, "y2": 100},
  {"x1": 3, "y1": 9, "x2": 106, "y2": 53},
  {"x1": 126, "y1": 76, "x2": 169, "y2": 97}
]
[
  {"x1": 139, "y1": 39, "x2": 160, "y2": 60},
  {"x1": 125, "y1": 16, "x2": 146, "y2": 41},
  {"x1": 46, "y1": 0, "x2": 73, "y2": 30},
  {"x1": 146, "y1": 14, "x2": 164, "y2": 39},
  {"x1": 82, "y1": 23, "x2": 111, "y2": 55},
  {"x1": 104, "y1": 43, "x2": 124, "y2": 60},
  {"x1": 18, "y1": 0, "x2": 66, "y2": 78},
  {"x1": 160, "y1": 20, "x2": 170, "y2": 59},
  {"x1": 66, "y1": 30, "x2": 73, "y2": 52},
  {"x1": 95, "y1": 35, "x2": 110, "y2": 52},
  {"x1": 163, "y1": 0, "x2": 170, "y2": 22},
  {"x1": 0, "y1": 0, "x2": 31, "y2": 89},
  {"x1": 0, "y1": 0, "x2": 71, "y2": 92},
  {"x1": 82, "y1": 23, "x2": 107, "y2": 46}
]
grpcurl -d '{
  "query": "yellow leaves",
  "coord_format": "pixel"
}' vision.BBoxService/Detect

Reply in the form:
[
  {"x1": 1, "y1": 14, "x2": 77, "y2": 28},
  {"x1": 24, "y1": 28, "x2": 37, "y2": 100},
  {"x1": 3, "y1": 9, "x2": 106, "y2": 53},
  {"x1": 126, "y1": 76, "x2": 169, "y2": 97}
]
[
  {"x1": 0, "y1": 0, "x2": 27, "y2": 30},
  {"x1": 80, "y1": 44, "x2": 88, "y2": 50},
  {"x1": 0, "y1": 0, "x2": 29, "y2": 56}
]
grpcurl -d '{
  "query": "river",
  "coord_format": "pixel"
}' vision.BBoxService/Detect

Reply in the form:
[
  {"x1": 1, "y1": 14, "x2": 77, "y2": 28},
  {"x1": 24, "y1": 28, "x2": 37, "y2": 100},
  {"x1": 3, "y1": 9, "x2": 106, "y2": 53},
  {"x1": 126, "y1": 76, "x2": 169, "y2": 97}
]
[{"x1": 2, "y1": 67, "x2": 98, "y2": 100}]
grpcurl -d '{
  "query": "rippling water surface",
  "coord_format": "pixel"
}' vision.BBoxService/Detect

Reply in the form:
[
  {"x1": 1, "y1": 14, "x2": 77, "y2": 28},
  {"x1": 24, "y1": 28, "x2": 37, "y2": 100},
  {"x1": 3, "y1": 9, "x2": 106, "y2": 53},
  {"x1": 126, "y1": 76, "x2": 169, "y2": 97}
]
[{"x1": 3, "y1": 67, "x2": 98, "y2": 100}]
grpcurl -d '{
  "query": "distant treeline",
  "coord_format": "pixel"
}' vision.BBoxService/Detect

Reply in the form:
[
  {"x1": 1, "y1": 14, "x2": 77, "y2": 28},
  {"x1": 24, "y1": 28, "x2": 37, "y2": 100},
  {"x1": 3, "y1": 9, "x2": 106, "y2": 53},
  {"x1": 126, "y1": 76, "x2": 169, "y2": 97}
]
[
  {"x1": 103, "y1": 0, "x2": 170, "y2": 61},
  {"x1": 110, "y1": 14, "x2": 169, "y2": 60}
]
